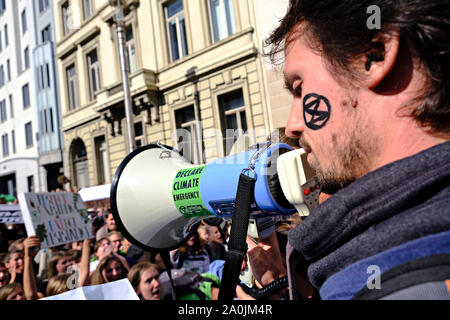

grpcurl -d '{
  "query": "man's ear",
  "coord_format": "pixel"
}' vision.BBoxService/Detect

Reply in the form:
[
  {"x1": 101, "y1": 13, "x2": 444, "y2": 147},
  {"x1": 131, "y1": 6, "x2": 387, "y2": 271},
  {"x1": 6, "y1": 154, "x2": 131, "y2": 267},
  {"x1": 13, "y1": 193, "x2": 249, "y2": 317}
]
[{"x1": 363, "y1": 33, "x2": 400, "y2": 89}]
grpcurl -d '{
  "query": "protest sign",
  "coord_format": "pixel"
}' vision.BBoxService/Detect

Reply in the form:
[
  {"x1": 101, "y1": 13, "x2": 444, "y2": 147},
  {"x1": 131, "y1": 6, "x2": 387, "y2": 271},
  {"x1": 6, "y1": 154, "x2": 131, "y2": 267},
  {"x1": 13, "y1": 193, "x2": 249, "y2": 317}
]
[
  {"x1": 0, "y1": 205, "x2": 23, "y2": 224},
  {"x1": 40, "y1": 279, "x2": 139, "y2": 300},
  {"x1": 18, "y1": 192, "x2": 94, "y2": 249}
]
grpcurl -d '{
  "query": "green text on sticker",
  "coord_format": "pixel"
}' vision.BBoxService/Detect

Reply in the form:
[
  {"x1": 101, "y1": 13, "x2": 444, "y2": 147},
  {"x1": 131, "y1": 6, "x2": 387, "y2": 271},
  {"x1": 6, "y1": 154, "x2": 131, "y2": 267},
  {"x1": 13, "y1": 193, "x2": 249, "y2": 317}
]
[{"x1": 172, "y1": 165, "x2": 212, "y2": 218}]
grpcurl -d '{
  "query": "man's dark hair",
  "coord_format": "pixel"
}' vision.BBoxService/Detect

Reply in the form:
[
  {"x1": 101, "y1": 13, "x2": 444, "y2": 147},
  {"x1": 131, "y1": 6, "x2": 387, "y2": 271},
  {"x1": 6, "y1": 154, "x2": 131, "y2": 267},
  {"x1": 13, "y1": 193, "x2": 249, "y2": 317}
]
[{"x1": 266, "y1": 0, "x2": 449, "y2": 133}]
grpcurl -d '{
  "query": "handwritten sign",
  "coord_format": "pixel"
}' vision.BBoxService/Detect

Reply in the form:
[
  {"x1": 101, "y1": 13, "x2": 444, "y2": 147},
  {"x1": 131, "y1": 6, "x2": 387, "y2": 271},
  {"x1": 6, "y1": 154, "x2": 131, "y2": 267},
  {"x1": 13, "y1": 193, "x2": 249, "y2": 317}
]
[
  {"x1": 18, "y1": 192, "x2": 94, "y2": 249},
  {"x1": 0, "y1": 205, "x2": 23, "y2": 224}
]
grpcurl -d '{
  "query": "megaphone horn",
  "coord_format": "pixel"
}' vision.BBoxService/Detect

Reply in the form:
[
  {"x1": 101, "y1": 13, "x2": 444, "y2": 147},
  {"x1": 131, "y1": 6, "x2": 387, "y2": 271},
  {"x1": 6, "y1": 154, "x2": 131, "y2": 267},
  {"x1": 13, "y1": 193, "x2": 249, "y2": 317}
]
[{"x1": 110, "y1": 142, "x2": 298, "y2": 251}]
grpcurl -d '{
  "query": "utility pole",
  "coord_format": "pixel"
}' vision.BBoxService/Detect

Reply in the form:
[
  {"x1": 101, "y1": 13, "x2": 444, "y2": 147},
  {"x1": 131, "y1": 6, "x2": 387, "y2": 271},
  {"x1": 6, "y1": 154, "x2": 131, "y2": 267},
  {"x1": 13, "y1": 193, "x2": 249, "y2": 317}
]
[{"x1": 110, "y1": 0, "x2": 135, "y2": 153}]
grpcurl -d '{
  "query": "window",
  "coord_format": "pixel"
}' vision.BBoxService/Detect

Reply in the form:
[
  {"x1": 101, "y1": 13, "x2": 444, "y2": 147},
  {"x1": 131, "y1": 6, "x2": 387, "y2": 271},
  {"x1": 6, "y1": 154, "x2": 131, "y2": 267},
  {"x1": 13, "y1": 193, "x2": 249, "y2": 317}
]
[
  {"x1": 25, "y1": 122, "x2": 33, "y2": 147},
  {"x1": 208, "y1": 0, "x2": 236, "y2": 42},
  {"x1": 218, "y1": 89, "x2": 248, "y2": 155},
  {"x1": 27, "y1": 176, "x2": 34, "y2": 192},
  {"x1": 21, "y1": 9, "x2": 27, "y2": 34},
  {"x1": 49, "y1": 108, "x2": 54, "y2": 132},
  {"x1": 38, "y1": 63, "x2": 50, "y2": 90},
  {"x1": 94, "y1": 136, "x2": 110, "y2": 184},
  {"x1": 2, "y1": 134, "x2": 8, "y2": 157},
  {"x1": 11, "y1": 130, "x2": 15, "y2": 154},
  {"x1": 42, "y1": 109, "x2": 48, "y2": 133},
  {"x1": 83, "y1": 0, "x2": 93, "y2": 19},
  {"x1": 37, "y1": 66, "x2": 43, "y2": 90},
  {"x1": 66, "y1": 64, "x2": 78, "y2": 110},
  {"x1": 174, "y1": 105, "x2": 201, "y2": 164},
  {"x1": 41, "y1": 107, "x2": 55, "y2": 133},
  {"x1": 24, "y1": 47, "x2": 30, "y2": 69},
  {"x1": 4, "y1": 25, "x2": 8, "y2": 46},
  {"x1": 0, "y1": 30, "x2": 2, "y2": 51},
  {"x1": 0, "y1": 65, "x2": 4, "y2": 87},
  {"x1": 39, "y1": 0, "x2": 50, "y2": 13},
  {"x1": 87, "y1": 49, "x2": 101, "y2": 100},
  {"x1": 46, "y1": 63, "x2": 51, "y2": 88},
  {"x1": 0, "y1": 0, "x2": 5, "y2": 15},
  {"x1": 41, "y1": 24, "x2": 51, "y2": 43},
  {"x1": 0, "y1": 99, "x2": 6, "y2": 122},
  {"x1": 22, "y1": 83, "x2": 30, "y2": 108},
  {"x1": 62, "y1": 2, "x2": 72, "y2": 35},
  {"x1": 134, "y1": 121, "x2": 145, "y2": 148},
  {"x1": 6, "y1": 59, "x2": 10, "y2": 81},
  {"x1": 165, "y1": 0, "x2": 188, "y2": 62},
  {"x1": 125, "y1": 26, "x2": 137, "y2": 73},
  {"x1": 9, "y1": 95, "x2": 13, "y2": 118}
]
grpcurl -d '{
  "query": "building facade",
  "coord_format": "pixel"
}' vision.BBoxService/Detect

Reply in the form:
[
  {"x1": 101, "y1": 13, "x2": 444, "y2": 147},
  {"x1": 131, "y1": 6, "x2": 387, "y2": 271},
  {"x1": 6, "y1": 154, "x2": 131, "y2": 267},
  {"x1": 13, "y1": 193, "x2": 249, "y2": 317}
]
[
  {"x1": 32, "y1": 0, "x2": 65, "y2": 192},
  {"x1": 0, "y1": 0, "x2": 43, "y2": 197},
  {"x1": 53, "y1": 0, "x2": 293, "y2": 189}
]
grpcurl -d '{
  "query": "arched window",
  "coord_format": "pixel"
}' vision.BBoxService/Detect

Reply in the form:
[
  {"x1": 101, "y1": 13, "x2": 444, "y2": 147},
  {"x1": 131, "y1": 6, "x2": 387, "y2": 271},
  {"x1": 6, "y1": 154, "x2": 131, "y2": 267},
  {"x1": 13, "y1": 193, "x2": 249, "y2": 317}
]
[{"x1": 70, "y1": 138, "x2": 89, "y2": 188}]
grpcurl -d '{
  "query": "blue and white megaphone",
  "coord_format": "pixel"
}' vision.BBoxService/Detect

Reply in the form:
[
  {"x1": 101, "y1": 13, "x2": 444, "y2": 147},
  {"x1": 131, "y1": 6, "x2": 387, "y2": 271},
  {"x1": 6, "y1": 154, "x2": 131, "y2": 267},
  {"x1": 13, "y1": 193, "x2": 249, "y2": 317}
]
[{"x1": 110, "y1": 142, "x2": 318, "y2": 251}]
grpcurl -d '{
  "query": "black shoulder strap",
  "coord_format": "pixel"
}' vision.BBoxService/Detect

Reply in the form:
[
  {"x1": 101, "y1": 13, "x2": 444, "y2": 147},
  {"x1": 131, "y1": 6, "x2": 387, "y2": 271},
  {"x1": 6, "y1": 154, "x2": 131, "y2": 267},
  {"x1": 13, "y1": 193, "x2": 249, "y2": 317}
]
[
  {"x1": 160, "y1": 250, "x2": 177, "y2": 300},
  {"x1": 218, "y1": 172, "x2": 256, "y2": 301},
  {"x1": 353, "y1": 253, "x2": 450, "y2": 300}
]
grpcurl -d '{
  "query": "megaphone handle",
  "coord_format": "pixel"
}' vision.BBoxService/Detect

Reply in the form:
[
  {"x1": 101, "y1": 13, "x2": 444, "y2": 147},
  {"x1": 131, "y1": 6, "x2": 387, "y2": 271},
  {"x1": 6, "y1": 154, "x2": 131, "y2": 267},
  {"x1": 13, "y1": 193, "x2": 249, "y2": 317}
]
[{"x1": 218, "y1": 172, "x2": 255, "y2": 301}]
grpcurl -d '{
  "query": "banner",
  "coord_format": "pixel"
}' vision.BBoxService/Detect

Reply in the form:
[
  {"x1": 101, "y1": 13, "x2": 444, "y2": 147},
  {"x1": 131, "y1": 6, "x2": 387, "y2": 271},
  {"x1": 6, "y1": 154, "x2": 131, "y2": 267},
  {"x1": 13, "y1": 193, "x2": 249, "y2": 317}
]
[
  {"x1": 18, "y1": 192, "x2": 94, "y2": 249},
  {"x1": 0, "y1": 205, "x2": 23, "y2": 224}
]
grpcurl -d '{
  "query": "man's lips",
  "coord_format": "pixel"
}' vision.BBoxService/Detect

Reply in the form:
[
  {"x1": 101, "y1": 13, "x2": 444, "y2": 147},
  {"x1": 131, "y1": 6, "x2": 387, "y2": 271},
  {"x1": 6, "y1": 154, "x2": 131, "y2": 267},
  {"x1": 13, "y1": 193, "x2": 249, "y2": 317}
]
[
  {"x1": 301, "y1": 143, "x2": 312, "y2": 153},
  {"x1": 299, "y1": 137, "x2": 311, "y2": 153}
]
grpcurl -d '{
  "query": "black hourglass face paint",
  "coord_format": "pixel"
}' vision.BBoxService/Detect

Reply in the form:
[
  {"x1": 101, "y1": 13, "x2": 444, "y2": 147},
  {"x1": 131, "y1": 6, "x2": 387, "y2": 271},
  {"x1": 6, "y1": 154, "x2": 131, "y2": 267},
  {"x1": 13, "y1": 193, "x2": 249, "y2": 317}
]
[{"x1": 303, "y1": 93, "x2": 331, "y2": 130}]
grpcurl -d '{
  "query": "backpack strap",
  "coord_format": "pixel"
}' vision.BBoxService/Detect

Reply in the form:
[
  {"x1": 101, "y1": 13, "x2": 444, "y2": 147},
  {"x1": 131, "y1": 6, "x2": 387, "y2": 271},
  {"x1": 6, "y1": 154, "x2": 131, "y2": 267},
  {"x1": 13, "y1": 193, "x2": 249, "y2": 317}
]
[{"x1": 353, "y1": 253, "x2": 450, "y2": 300}]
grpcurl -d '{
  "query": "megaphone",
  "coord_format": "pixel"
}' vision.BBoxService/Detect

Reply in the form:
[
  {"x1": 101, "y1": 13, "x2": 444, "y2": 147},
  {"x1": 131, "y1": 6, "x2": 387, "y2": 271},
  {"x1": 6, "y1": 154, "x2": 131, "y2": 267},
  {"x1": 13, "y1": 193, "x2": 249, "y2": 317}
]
[{"x1": 111, "y1": 142, "x2": 318, "y2": 251}]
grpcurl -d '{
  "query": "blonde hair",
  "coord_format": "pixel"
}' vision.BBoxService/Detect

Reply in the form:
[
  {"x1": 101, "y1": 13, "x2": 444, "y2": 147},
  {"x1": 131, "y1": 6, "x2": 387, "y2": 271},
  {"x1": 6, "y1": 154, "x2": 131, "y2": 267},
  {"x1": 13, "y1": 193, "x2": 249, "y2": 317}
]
[
  {"x1": 46, "y1": 274, "x2": 71, "y2": 297},
  {"x1": 46, "y1": 252, "x2": 64, "y2": 279},
  {"x1": 91, "y1": 254, "x2": 127, "y2": 285},
  {"x1": 8, "y1": 238, "x2": 25, "y2": 252},
  {"x1": 106, "y1": 231, "x2": 122, "y2": 239},
  {"x1": 94, "y1": 237, "x2": 110, "y2": 253},
  {"x1": 127, "y1": 261, "x2": 159, "y2": 290},
  {"x1": 0, "y1": 283, "x2": 23, "y2": 300}
]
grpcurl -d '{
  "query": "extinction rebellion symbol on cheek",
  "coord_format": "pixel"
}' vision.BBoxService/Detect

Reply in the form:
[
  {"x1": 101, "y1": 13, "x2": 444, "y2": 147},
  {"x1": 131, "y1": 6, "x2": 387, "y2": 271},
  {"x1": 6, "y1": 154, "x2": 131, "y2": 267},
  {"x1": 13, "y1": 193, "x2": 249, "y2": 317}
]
[{"x1": 303, "y1": 93, "x2": 331, "y2": 130}]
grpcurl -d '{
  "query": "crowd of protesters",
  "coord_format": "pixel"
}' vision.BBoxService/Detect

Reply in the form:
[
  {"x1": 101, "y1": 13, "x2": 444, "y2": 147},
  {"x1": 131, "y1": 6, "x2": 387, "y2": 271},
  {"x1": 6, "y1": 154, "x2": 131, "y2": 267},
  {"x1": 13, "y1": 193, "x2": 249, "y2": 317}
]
[{"x1": 0, "y1": 194, "x2": 236, "y2": 300}]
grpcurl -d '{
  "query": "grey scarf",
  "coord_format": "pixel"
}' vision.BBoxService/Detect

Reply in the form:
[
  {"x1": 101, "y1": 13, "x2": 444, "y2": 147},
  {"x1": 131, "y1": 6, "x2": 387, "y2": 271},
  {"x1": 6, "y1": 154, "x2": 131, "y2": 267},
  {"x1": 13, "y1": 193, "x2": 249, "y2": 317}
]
[{"x1": 286, "y1": 141, "x2": 450, "y2": 297}]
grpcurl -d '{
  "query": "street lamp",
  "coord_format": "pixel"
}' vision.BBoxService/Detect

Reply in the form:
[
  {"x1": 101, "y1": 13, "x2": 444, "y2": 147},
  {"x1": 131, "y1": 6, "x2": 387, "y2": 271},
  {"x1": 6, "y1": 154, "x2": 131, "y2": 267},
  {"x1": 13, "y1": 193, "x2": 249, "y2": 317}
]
[{"x1": 109, "y1": 0, "x2": 135, "y2": 153}]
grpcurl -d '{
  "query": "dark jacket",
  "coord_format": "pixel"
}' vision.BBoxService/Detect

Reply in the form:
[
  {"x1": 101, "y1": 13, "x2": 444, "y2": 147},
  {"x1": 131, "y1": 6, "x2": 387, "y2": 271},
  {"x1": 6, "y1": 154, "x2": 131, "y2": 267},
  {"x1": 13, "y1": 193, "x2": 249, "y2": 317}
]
[{"x1": 286, "y1": 141, "x2": 450, "y2": 300}]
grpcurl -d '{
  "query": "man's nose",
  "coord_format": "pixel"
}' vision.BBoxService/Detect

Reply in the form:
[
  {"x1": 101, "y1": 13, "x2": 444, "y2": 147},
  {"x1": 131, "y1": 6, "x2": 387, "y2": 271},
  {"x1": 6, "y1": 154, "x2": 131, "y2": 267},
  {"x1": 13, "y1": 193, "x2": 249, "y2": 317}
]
[{"x1": 285, "y1": 98, "x2": 305, "y2": 138}]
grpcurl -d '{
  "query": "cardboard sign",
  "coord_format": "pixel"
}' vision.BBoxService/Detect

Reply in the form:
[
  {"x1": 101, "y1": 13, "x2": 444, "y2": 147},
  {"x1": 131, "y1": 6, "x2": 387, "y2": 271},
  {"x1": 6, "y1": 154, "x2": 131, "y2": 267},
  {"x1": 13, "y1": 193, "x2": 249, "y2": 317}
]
[
  {"x1": 18, "y1": 192, "x2": 94, "y2": 249},
  {"x1": 40, "y1": 279, "x2": 139, "y2": 300},
  {"x1": 0, "y1": 205, "x2": 23, "y2": 224}
]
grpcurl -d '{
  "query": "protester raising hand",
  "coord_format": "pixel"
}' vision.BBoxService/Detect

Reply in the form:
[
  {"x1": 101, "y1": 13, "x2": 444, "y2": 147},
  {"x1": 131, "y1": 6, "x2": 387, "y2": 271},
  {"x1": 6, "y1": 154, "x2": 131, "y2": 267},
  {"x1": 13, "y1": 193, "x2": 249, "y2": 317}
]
[
  {"x1": 23, "y1": 236, "x2": 40, "y2": 300},
  {"x1": 244, "y1": 232, "x2": 288, "y2": 300}
]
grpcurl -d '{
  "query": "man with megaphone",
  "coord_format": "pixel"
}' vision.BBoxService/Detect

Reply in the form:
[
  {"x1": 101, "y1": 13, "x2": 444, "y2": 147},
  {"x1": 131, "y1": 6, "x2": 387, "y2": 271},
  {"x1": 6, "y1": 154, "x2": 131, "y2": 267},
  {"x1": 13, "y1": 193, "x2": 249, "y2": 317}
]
[
  {"x1": 111, "y1": 0, "x2": 449, "y2": 300},
  {"x1": 238, "y1": 0, "x2": 450, "y2": 301}
]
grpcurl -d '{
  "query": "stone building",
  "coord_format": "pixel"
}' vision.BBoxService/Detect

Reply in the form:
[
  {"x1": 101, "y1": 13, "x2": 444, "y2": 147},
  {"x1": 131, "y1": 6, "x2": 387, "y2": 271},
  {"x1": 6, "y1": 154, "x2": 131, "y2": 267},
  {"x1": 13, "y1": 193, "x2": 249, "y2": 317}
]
[{"x1": 53, "y1": 0, "x2": 292, "y2": 188}]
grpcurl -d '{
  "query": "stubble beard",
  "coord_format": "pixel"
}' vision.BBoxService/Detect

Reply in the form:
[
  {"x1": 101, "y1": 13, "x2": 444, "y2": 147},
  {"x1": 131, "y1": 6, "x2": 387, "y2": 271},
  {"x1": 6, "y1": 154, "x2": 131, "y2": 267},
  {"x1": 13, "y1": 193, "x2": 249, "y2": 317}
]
[{"x1": 306, "y1": 99, "x2": 378, "y2": 195}]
